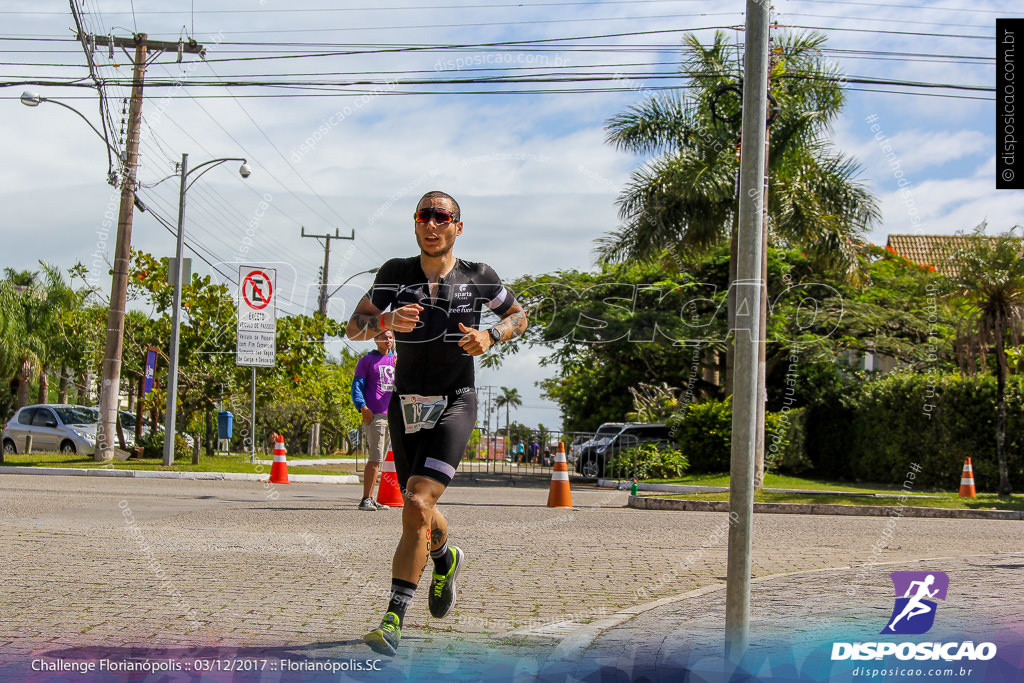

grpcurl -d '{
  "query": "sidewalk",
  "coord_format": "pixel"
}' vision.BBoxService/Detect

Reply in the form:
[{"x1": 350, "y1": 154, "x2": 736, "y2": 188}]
[{"x1": 538, "y1": 552, "x2": 1024, "y2": 682}]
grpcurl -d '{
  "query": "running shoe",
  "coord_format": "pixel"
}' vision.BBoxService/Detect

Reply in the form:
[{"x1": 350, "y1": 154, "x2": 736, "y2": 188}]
[
  {"x1": 372, "y1": 499, "x2": 389, "y2": 510},
  {"x1": 362, "y1": 612, "x2": 401, "y2": 656},
  {"x1": 358, "y1": 497, "x2": 377, "y2": 511},
  {"x1": 428, "y1": 546, "x2": 463, "y2": 618}
]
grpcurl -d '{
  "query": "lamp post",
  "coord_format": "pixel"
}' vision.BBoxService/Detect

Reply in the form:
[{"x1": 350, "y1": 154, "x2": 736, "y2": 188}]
[
  {"x1": 21, "y1": 91, "x2": 114, "y2": 157},
  {"x1": 20, "y1": 89, "x2": 141, "y2": 462},
  {"x1": 163, "y1": 153, "x2": 251, "y2": 465},
  {"x1": 326, "y1": 267, "x2": 380, "y2": 302}
]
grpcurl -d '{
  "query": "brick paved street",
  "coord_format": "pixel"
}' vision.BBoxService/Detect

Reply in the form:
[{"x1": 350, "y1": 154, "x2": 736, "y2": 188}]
[{"x1": 1, "y1": 474, "x2": 1021, "y2": 681}]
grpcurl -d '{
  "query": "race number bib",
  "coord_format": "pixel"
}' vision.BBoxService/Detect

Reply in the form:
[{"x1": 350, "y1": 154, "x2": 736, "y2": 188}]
[{"x1": 399, "y1": 394, "x2": 447, "y2": 433}]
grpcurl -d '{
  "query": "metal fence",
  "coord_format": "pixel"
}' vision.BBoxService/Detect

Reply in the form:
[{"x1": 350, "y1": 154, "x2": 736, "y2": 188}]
[
  {"x1": 353, "y1": 428, "x2": 660, "y2": 483},
  {"x1": 458, "y1": 432, "x2": 643, "y2": 481}
]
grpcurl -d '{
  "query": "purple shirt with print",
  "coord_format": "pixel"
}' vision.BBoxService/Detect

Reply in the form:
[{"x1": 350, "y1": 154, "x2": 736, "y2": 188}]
[{"x1": 354, "y1": 351, "x2": 396, "y2": 414}]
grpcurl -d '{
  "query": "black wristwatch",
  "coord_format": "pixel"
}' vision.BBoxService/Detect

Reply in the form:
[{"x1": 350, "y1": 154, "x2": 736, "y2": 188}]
[{"x1": 488, "y1": 327, "x2": 502, "y2": 345}]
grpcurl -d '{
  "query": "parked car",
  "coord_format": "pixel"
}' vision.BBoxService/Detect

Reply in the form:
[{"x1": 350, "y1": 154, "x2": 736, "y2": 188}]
[
  {"x1": 1, "y1": 405, "x2": 189, "y2": 457},
  {"x1": 2, "y1": 404, "x2": 100, "y2": 455},
  {"x1": 568, "y1": 424, "x2": 623, "y2": 466},
  {"x1": 574, "y1": 422, "x2": 672, "y2": 478}
]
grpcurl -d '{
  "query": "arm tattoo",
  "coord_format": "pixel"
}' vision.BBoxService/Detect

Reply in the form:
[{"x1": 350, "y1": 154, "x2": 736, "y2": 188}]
[
  {"x1": 491, "y1": 309, "x2": 528, "y2": 343},
  {"x1": 351, "y1": 312, "x2": 385, "y2": 338}
]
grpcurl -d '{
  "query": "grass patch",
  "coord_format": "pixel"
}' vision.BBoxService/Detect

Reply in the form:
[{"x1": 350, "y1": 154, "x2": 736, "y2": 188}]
[
  {"x1": 647, "y1": 490, "x2": 1024, "y2": 512},
  {"x1": 0, "y1": 451, "x2": 350, "y2": 477},
  {"x1": 644, "y1": 472, "x2": 972, "y2": 495}
]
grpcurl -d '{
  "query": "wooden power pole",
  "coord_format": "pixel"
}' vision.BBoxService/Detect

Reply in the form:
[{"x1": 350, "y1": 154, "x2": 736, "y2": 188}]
[
  {"x1": 302, "y1": 227, "x2": 354, "y2": 316},
  {"x1": 90, "y1": 32, "x2": 205, "y2": 461}
]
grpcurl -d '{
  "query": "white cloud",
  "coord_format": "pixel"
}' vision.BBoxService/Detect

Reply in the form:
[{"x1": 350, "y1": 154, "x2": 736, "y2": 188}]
[{"x1": 3, "y1": 0, "x2": 1020, "y2": 429}]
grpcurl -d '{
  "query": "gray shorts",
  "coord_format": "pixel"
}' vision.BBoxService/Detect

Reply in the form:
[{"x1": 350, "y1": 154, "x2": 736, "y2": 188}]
[{"x1": 363, "y1": 413, "x2": 390, "y2": 464}]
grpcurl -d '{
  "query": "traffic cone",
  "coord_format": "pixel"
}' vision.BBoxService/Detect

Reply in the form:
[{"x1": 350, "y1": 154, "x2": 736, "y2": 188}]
[
  {"x1": 546, "y1": 441, "x2": 573, "y2": 509},
  {"x1": 269, "y1": 434, "x2": 291, "y2": 484},
  {"x1": 959, "y1": 457, "x2": 976, "y2": 498},
  {"x1": 376, "y1": 450, "x2": 404, "y2": 507}
]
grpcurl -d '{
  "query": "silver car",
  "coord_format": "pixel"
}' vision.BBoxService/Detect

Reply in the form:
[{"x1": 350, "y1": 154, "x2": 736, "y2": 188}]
[{"x1": 2, "y1": 404, "x2": 99, "y2": 455}]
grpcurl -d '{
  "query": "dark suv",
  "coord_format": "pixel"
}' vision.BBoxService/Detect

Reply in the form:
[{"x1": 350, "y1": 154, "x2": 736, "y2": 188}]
[{"x1": 574, "y1": 422, "x2": 672, "y2": 478}]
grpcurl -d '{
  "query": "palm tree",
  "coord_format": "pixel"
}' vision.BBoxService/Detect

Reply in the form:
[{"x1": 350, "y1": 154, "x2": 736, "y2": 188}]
[
  {"x1": 0, "y1": 270, "x2": 44, "y2": 409},
  {"x1": 950, "y1": 225, "x2": 1024, "y2": 495},
  {"x1": 0, "y1": 264, "x2": 84, "y2": 410},
  {"x1": 493, "y1": 386, "x2": 522, "y2": 442},
  {"x1": 603, "y1": 30, "x2": 879, "y2": 488},
  {"x1": 601, "y1": 30, "x2": 878, "y2": 272}
]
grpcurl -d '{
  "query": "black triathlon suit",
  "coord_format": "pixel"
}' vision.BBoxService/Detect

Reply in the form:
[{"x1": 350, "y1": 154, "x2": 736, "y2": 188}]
[{"x1": 367, "y1": 256, "x2": 518, "y2": 487}]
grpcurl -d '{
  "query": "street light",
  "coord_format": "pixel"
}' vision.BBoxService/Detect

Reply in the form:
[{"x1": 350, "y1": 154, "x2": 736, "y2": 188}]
[
  {"x1": 21, "y1": 91, "x2": 122, "y2": 187},
  {"x1": 21, "y1": 90, "x2": 142, "y2": 463},
  {"x1": 327, "y1": 267, "x2": 379, "y2": 301},
  {"x1": 164, "y1": 153, "x2": 250, "y2": 465}
]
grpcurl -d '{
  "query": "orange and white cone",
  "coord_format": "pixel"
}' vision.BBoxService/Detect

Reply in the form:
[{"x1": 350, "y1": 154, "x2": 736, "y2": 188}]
[
  {"x1": 376, "y1": 450, "x2": 404, "y2": 507},
  {"x1": 546, "y1": 441, "x2": 573, "y2": 509},
  {"x1": 269, "y1": 435, "x2": 291, "y2": 484},
  {"x1": 959, "y1": 457, "x2": 976, "y2": 498}
]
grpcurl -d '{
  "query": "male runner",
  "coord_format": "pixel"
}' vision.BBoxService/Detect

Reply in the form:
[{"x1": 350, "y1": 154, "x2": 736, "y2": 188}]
[{"x1": 346, "y1": 190, "x2": 527, "y2": 656}]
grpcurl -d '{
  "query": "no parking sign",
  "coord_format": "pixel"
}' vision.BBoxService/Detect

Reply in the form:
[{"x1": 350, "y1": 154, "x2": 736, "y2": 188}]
[{"x1": 237, "y1": 266, "x2": 276, "y2": 367}]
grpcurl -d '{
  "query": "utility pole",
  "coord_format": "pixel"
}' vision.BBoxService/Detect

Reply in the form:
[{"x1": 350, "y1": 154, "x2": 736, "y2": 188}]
[
  {"x1": 90, "y1": 31, "x2": 205, "y2": 461},
  {"x1": 302, "y1": 227, "x2": 354, "y2": 316},
  {"x1": 725, "y1": 0, "x2": 770, "y2": 662}
]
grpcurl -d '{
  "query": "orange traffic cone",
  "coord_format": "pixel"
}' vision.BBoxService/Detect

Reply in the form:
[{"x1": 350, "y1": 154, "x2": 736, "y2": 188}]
[
  {"x1": 546, "y1": 441, "x2": 573, "y2": 509},
  {"x1": 959, "y1": 457, "x2": 976, "y2": 498},
  {"x1": 269, "y1": 435, "x2": 291, "y2": 484},
  {"x1": 376, "y1": 450, "x2": 404, "y2": 507}
]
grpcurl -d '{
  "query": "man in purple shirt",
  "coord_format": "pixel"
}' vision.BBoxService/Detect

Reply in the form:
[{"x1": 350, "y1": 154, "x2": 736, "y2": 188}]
[{"x1": 351, "y1": 330, "x2": 396, "y2": 510}]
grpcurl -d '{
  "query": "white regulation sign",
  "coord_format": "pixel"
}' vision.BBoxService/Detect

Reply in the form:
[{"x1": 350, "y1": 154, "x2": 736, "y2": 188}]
[{"x1": 237, "y1": 266, "x2": 277, "y2": 367}]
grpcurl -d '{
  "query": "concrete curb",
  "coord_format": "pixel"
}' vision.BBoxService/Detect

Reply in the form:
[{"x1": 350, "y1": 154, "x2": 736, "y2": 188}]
[
  {"x1": 0, "y1": 466, "x2": 358, "y2": 485},
  {"x1": 628, "y1": 494, "x2": 1024, "y2": 520}
]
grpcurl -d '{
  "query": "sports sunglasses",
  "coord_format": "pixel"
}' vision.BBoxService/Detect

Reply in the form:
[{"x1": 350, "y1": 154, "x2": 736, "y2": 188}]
[{"x1": 414, "y1": 207, "x2": 459, "y2": 224}]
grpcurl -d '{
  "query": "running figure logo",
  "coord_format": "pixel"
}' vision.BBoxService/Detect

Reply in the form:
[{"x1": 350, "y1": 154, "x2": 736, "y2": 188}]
[{"x1": 882, "y1": 571, "x2": 949, "y2": 635}]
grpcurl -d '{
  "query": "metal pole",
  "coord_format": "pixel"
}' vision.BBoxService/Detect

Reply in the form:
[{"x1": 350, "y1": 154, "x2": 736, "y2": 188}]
[
  {"x1": 250, "y1": 366, "x2": 256, "y2": 463},
  {"x1": 725, "y1": 0, "x2": 770, "y2": 661},
  {"x1": 163, "y1": 153, "x2": 189, "y2": 466}
]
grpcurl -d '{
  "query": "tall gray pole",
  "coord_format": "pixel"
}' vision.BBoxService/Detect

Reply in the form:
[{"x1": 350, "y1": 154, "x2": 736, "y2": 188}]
[
  {"x1": 163, "y1": 153, "x2": 189, "y2": 466},
  {"x1": 251, "y1": 366, "x2": 257, "y2": 463},
  {"x1": 725, "y1": 0, "x2": 770, "y2": 661}
]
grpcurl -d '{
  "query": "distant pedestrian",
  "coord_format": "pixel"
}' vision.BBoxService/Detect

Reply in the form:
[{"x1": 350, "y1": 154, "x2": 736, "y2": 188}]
[{"x1": 351, "y1": 330, "x2": 396, "y2": 511}]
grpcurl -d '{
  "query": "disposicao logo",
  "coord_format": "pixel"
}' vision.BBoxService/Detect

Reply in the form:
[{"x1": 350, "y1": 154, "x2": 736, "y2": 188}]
[
  {"x1": 883, "y1": 571, "x2": 948, "y2": 635},
  {"x1": 831, "y1": 570, "x2": 997, "y2": 662}
]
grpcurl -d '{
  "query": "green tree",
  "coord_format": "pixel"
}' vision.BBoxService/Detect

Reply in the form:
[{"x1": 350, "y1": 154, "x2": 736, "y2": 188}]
[
  {"x1": 601, "y1": 30, "x2": 878, "y2": 272},
  {"x1": 0, "y1": 264, "x2": 83, "y2": 411},
  {"x1": 949, "y1": 226, "x2": 1024, "y2": 495}
]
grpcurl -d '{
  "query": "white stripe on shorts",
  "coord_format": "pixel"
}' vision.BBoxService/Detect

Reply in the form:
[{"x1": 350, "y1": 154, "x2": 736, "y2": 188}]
[{"x1": 424, "y1": 457, "x2": 457, "y2": 480}]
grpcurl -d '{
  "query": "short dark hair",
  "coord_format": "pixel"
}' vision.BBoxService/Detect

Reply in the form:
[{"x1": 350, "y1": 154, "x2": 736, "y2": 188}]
[{"x1": 418, "y1": 190, "x2": 460, "y2": 220}]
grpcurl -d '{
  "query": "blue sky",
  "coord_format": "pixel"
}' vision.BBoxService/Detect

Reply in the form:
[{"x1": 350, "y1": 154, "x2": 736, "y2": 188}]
[{"x1": 2, "y1": 0, "x2": 1022, "y2": 428}]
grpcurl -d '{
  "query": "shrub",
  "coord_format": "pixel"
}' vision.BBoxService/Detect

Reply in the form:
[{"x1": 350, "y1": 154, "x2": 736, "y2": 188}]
[
  {"x1": 668, "y1": 398, "x2": 798, "y2": 474},
  {"x1": 669, "y1": 399, "x2": 732, "y2": 473},
  {"x1": 613, "y1": 443, "x2": 688, "y2": 480},
  {"x1": 139, "y1": 430, "x2": 192, "y2": 461},
  {"x1": 803, "y1": 371, "x2": 1024, "y2": 491}
]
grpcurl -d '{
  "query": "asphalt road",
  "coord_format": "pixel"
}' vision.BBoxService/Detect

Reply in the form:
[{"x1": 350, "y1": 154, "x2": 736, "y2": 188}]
[{"x1": 1, "y1": 474, "x2": 1021, "y2": 681}]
